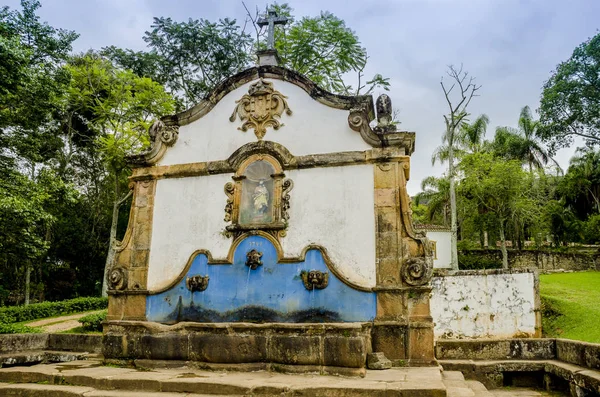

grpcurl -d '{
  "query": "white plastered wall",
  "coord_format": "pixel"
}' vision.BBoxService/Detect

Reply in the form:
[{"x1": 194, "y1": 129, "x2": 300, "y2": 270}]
[
  {"x1": 427, "y1": 231, "x2": 452, "y2": 269},
  {"x1": 147, "y1": 166, "x2": 377, "y2": 292},
  {"x1": 147, "y1": 76, "x2": 378, "y2": 292},
  {"x1": 430, "y1": 272, "x2": 538, "y2": 339},
  {"x1": 157, "y1": 79, "x2": 371, "y2": 166}
]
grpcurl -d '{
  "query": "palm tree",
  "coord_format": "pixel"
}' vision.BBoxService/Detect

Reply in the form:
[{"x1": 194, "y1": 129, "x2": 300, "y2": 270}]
[
  {"x1": 493, "y1": 106, "x2": 557, "y2": 173},
  {"x1": 431, "y1": 114, "x2": 490, "y2": 166},
  {"x1": 415, "y1": 176, "x2": 451, "y2": 226}
]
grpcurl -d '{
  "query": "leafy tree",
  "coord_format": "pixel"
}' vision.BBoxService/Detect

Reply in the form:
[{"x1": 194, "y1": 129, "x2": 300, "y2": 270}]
[
  {"x1": 558, "y1": 147, "x2": 600, "y2": 219},
  {"x1": 103, "y1": 17, "x2": 253, "y2": 110},
  {"x1": 0, "y1": 0, "x2": 77, "y2": 161},
  {"x1": 264, "y1": 5, "x2": 388, "y2": 95},
  {"x1": 538, "y1": 33, "x2": 600, "y2": 152},
  {"x1": 459, "y1": 153, "x2": 538, "y2": 268},
  {"x1": 104, "y1": 4, "x2": 388, "y2": 107},
  {"x1": 493, "y1": 106, "x2": 556, "y2": 173},
  {"x1": 64, "y1": 54, "x2": 175, "y2": 296}
]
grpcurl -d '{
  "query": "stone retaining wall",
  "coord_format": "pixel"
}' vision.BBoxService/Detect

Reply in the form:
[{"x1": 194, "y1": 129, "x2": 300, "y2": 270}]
[
  {"x1": 436, "y1": 338, "x2": 600, "y2": 371},
  {"x1": 459, "y1": 249, "x2": 600, "y2": 271},
  {"x1": 0, "y1": 333, "x2": 101, "y2": 354},
  {"x1": 431, "y1": 269, "x2": 541, "y2": 339}
]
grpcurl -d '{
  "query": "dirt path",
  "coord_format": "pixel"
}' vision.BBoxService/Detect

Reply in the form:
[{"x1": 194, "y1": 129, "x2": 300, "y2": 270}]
[{"x1": 25, "y1": 310, "x2": 104, "y2": 332}]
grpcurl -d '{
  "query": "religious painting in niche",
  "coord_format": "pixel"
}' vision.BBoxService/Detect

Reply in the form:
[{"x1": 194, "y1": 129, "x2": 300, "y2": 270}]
[
  {"x1": 240, "y1": 160, "x2": 275, "y2": 225},
  {"x1": 223, "y1": 154, "x2": 293, "y2": 240}
]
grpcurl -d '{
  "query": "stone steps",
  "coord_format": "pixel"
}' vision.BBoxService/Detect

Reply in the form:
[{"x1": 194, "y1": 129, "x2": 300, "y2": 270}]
[
  {"x1": 443, "y1": 371, "x2": 493, "y2": 397},
  {"x1": 0, "y1": 383, "x2": 237, "y2": 396},
  {"x1": 0, "y1": 358, "x2": 448, "y2": 397}
]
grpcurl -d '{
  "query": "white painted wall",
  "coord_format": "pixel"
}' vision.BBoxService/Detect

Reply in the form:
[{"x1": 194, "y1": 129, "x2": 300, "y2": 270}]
[
  {"x1": 282, "y1": 165, "x2": 376, "y2": 288},
  {"x1": 431, "y1": 271, "x2": 538, "y2": 339},
  {"x1": 148, "y1": 174, "x2": 232, "y2": 292},
  {"x1": 158, "y1": 79, "x2": 371, "y2": 166},
  {"x1": 427, "y1": 231, "x2": 452, "y2": 269},
  {"x1": 147, "y1": 164, "x2": 376, "y2": 292}
]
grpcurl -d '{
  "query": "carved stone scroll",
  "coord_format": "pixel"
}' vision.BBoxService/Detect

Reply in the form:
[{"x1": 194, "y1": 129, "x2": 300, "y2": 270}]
[
  {"x1": 400, "y1": 258, "x2": 433, "y2": 287},
  {"x1": 127, "y1": 120, "x2": 179, "y2": 166},
  {"x1": 223, "y1": 182, "x2": 235, "y2": 222},
  {"x1": 281, "y1": 178, "x2": 293, "y2": 221},
  {"x1": 107, "y1": 266, "x2": 128, "y2": 291},
  {"x1": 229, "y1": 79, "x2": 292, "y2": 140}
]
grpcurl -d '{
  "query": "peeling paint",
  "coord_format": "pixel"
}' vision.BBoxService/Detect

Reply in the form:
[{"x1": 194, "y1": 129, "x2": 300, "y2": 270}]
[{"x1": 431, "y1": 271, "x2": 538, "y2": 339}]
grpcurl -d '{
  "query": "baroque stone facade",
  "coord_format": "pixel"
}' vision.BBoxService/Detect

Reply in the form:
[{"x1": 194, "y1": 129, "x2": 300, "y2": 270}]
[{"x1": 105, "y1": 64, "x2": 435, "y2": 369}]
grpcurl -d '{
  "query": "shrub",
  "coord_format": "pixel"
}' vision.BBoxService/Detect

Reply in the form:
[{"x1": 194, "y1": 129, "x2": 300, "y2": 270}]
[
  {"x1": 0, "y1": 323, "x2": 41, "y2": 334},
  {"x1": 458, "y1": 253, "x2": 503, "y2": 270},
  {"x1": 78, "y1": 310, "x2": 107, "y2": 332},
  {"x1": 0, "y1": 297, "x2": 108, "y2": 324}
]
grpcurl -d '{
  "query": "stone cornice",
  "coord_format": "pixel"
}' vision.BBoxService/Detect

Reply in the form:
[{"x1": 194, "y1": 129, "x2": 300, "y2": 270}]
[{"x1": 129, "y1": 145, "x2": 411, "y2": 182}]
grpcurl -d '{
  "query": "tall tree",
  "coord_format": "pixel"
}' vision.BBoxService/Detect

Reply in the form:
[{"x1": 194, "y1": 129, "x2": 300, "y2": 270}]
[
  {"x1": 538, "y1": 32, "x2": 600, "y2": 153},
  {"x1": 459, "y1": 153, "x2": 538, "y2": 268},
  {"x1": 438, "y1": 65, "x2": 481, "y2": 270},
  {"x1": 64, "y1": 54, "x2": 175, "y2": 296}
]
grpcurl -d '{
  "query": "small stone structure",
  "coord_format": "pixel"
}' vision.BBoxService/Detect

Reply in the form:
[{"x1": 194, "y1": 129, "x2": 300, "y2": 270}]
[{"x1": 104, "y1": 51, "x2": 436, "y2": 370}]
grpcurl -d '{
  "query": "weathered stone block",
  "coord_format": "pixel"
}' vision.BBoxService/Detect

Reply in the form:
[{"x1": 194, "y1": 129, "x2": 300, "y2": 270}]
[
  {"x1": 140, "y1": 334, "x2": 188, "y2": 360},
  {"x1": 323, "y1": 336, "x2": 366, "y2": 368},
  {"x1": 47, "y1": 334, "x2": 102, "y2": 353},
  {"x1": 189, "y1": 334, "x2": 266, "y2": 363},
  {"x1": 408, "y1": 326, "x2": 435, "y2": 365},
  {"x1": 371, "y1": 324, "x2": 407, "y2": 362},
  {"x1": 556, "y1": 339, "x2": 586, "y2": 366},
  {"x1": 376, "y1": 292, "x2": 404, "y2": 321},
  {"x1": 367, "y1": 352, "x2": 392, "y2": 370},
  {"x1": 0, "y1": 334, "x2": 48, "y2": 354},
  {"x1": 102, "y1": 334, "x2": 125, "y2": 359},
  {"x1": 509, "y1": 339, "x2": 555, "y2": 360},
  {"x1": 268, "y1": 335, "x2": 320, "y2": 365}
]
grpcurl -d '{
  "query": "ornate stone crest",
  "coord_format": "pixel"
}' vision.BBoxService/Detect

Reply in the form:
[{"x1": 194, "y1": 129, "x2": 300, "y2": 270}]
[
  {"x1": 186, "y1": 275, "x2": 210, "y2": 292},
  {"x1": 400, "y1": 258, "x2": 433, "y2": 286},
  {"x1": 229, "y1": 79, "x2": 292, "y2": 140},
  {"x1": 300, "y1": 270, "x2": 329, "y2": 290}
]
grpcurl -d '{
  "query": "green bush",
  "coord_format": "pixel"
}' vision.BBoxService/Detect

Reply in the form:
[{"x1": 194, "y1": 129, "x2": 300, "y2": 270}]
[
  {"x1": 0, "y1": 297, "x2": 107, "y2": 324},
  {"x1": 78, "y1": 310, "x2": 107, "y2": 332},
  {"x1": 0, "y1": 323, "x2": 41, "y2": 334},
  {"x1": 458, "y1": 253, "x2": 503, "y2": 270}
]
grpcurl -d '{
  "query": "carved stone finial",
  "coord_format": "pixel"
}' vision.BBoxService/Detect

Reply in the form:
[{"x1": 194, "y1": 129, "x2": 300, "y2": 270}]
[
  {"x1": 246, "y1": 249, "x2": 263, "y2": 270},
  {"x1": 400, "y1": 258, "x2": 433, "y2": 286},
  {"x1": 300, "y1": 270, "x2": 329, "y2": 290},
  {"x1": 230, "y1": 79, "x2": 292, "y2": 140},
  {"x1": 186, "y1": 275, "x2": 209, "y2": 292},
  {"x1": 375, "y1": 94, "x2": 396, "y2": 133}
]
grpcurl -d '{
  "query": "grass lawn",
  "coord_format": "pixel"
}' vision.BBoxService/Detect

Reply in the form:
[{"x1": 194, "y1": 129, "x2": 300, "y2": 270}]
[{"x1": 540, "y1": 271, "x2": 600, "y2": 343}]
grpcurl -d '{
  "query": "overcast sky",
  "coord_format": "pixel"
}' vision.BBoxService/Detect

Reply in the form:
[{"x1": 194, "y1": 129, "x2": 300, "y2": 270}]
[{"x1": 8, "y1": 0, "x2": 599, "y2": 194}]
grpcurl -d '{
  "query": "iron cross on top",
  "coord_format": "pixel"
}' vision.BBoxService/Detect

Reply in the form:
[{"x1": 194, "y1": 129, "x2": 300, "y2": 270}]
[{"x1": 257, "y1": 11, "x2": 288, "y2": 50}]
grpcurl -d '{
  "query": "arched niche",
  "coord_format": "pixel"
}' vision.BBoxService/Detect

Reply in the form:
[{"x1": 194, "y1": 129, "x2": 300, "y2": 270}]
[{"x1": 224, "y1": 153, "x2": 293, "y2": 240}]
